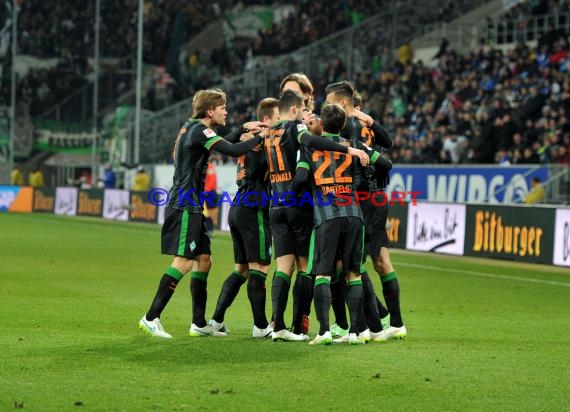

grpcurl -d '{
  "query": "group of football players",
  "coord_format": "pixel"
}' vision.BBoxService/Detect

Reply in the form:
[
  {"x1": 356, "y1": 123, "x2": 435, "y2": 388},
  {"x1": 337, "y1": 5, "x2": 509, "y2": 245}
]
[{"x1": 138, "y1": 73, "x2": 407, "y2": 345}]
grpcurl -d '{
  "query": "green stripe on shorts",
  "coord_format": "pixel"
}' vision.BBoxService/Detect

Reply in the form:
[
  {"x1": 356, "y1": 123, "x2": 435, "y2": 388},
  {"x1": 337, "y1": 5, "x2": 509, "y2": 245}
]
[
  {"x1": 257, "y1": 209, "x2": 266, "y2": 261},
  {"x1": 177, "y1": 210, "x2": 189, "y2": 255},
  {"x1": 306, "y1": 227, "x2": 316, "y2": 275}
]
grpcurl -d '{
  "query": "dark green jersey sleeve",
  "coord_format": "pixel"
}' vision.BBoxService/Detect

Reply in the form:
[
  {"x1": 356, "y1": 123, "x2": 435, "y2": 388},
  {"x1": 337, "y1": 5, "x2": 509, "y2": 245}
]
[
  {"x1": 213, "y1": 135, "x2": 262, "y2": 157},
  {"x1": 292, "y1": 120, "x2": 349, "y2": 153},
  {"x1": 193, "y1": 125, "x2": 224, "y2": 150}
]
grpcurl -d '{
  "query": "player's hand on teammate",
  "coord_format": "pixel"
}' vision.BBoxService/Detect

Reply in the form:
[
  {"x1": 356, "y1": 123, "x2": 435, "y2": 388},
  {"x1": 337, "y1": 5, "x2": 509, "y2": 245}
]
[
  {"x1": 352, "y1": 109, "x2": 373, "y2": 127},
  {"x1": 348, "y1": 147, "x2": 370, "y2": 166},
  {"x1": 243, "y1": 121, "x2": 271, "y2": 133},
  {"x1": 239, "y1": 131, "x2": 255, "y2": 142},
  {"x1": 240, "y1": 131, "x2": 263, "y2": 151},
  {"x1": 302, "y1": 109, "x2": 315, "y2": 125},
  {"x1": 306, "y1": 114, "x2": 322, "y2": 135}
]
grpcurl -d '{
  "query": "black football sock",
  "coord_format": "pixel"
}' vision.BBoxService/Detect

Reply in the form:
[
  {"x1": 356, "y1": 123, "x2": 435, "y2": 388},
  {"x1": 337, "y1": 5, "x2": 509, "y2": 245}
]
[
  {"x1": 331, "y1": 269, "x2": 348, "y2": 330},
  {"x1": 382, "y1": 271, "x2": 403, "y2": 327},
  {"x1": 146, "y1": 267, "x2": 184, "y2": 320},
  {"x1": 291, "y1": 271, "x2": 313, "y2": 334},
  {"x1": 212, "y1": 271, "x2": 246, "y2": 323},
  {"x1": 190, "y1": 271, "x2": 209, "y2": 327},
  {"x1": 304, "y1": 274, "x2": 315, "y2": 316},
  {"x1": 377, "y1": 295, "x2": 390, "y2": 319},
  {"x1": 247, "y1": 269, "x2": 269, "y2": 329},
  {"x1": 313, "y1": 277, "x2": 331, "y2": 335},
  {"x1": 271, "y1": 271, "x2": 290, "y2": 331},
  {"x1": 362, "y1": 271, "x2": 382, "y2": 333},
  {"x1": 346, "y1": 279, "x2": 363, "y2": 334}
]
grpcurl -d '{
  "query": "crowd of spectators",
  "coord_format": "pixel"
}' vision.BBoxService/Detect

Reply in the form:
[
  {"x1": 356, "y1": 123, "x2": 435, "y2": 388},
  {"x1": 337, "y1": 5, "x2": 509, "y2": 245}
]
[
  {"x1": 209, "y1": 25, "x2": 570, "y2": 166},
  {"x1": 15, "y1": 0, "x2": 224, "y2": 63},
  {"x1": 349, "y1": 26, "x2": 569, "y2": 166},
  {"x1": 1, "y1": 0, "x2": 233, "y2": 115},
  {"x1": 207, "y1": 0, "x2": 570, "y2": 167},
  {"x1": 254, "y1": 1, "x2": 377, "y2": 56},
  {"x1": 365, "y1": 41, "x2": 570, "y2": 166},
  {"x1": 178, "y1": 0, "x2": 473, "y2": 98},
  {"x1": 5, "y1": 0, "x2": 570, "y2": 169},
  {"x1": 3, "y1": 0, "x2": 483, "y2": 118}
]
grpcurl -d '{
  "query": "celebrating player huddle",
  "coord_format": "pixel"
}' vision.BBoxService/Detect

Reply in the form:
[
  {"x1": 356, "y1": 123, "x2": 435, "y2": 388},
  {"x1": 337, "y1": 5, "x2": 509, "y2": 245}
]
[{"x1": 138, "y1": 73, "x2": 407, "y2": 345}]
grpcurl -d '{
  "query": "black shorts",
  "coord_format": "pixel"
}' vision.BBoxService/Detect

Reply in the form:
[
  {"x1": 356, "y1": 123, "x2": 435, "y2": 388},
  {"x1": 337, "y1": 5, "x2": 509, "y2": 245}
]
[
  {"x1": 361, "y1": 200, "x2": 389, "y2": 258},
  {"x1": 308, "y1": 216, "x2": 364, "y2": 276},
  {"x1": 161, "y1": 207, "x2": 211, "y2": 258},
  {"x1": 269, "y1": 206, "x2": 313, "y2": 258},
  {"x1": 228, "y1": 205, "x2": 272, "y2": 264}
]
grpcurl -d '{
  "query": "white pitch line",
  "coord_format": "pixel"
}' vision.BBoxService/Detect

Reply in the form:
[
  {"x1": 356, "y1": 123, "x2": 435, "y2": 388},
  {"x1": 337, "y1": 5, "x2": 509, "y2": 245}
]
[{"x1": 394, "y1": 261, "x2": 570, "y2": 287}]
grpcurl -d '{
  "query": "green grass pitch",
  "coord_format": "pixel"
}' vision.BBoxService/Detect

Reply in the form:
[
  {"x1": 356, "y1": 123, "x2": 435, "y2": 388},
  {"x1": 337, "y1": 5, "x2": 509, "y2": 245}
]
[{"x1": 1, "y1": 213, "x2": 569, "y2": 411}]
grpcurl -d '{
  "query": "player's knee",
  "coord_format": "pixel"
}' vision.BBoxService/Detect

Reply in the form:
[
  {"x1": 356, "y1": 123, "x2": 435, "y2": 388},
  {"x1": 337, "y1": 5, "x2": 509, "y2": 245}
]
[
  {"x1": 235, "y1": 263, "x2": 249, "y2": 277},
  {"x1": 373, "y1": 248, "x2": 393, "y2": 275},
  {"x1": 296, "y1": 257, "x2": 308, "y2": 273},
  {"x1": 372, "y1": 255, "x2": 383, "y2": 272},
  {"x1": 372, "y1": 257, "x2": 388, "y2": 275},
  {"x1": 248, "y1": 261, "x2": 269, "y2": 274},
  {"x1": 195, "y1": 254, "x2": 212, "y2": 272},
  {"x1": 346, "y1": 271, "x2": 361, "y2": 282},
  {"x1": 172, "y1": 256, "x2": 193, "y2": 275}
]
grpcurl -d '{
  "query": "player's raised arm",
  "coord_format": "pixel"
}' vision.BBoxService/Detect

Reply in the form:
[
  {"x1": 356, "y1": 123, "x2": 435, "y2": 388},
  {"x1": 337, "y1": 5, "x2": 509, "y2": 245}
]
[{"x1": 352, "y1": 109, "x2": 393, "y2": 148}]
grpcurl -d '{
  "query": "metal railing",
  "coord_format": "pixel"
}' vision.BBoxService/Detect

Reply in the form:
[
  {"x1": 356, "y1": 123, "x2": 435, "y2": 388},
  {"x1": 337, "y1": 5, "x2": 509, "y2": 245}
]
[
  {"x1": 417, "y1": 10, "x2": 570, "y2": 51},
  {"x1": 486, "y1": 10, "x2": 570, "y2": 46},
  {"x1": 545, "y1": 164, "x2": 570, "y2": 205},
  {"x1": 487, "y1": 164, "x2": 570, "y2": 205},
  {"x1": 134, "y1": 0, "x2": 495, "y2": 163},
  {"x1": 485, "y1": 164, "x2": 543, "y2": 203}
]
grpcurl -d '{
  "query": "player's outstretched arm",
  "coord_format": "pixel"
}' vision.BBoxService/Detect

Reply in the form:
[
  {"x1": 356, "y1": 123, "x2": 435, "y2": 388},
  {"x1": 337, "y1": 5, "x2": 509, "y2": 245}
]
[
  {"x1": 354, "y1": 140, "x2": 389, "y2": 169},
  {"x1": 212, "y1": 135, "x2": 261, "y2": 157},
  {"x1": 299, "y1": 133, "x2": 368, "y2": 165},
  {"x1": 242, "y1": 121, "x2": 270, "y2": 133},
  {"x1": 348, "y1": 147, "x2": 370, "y2": 166},
  {"x1": 224, "y1": 121, "x2": 270, "y2": 143},
  {"x1": 371, "y1": 152, "x2": 392, "y2": 171}
]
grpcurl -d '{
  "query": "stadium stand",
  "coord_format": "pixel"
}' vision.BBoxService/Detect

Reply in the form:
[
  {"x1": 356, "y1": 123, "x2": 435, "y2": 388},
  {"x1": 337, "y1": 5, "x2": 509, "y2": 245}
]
[
  {"x1": 3, "y1": 0, "x2": 568, "y2": 170},
  {"x1": 205, "y1": 40, "x2": 570, "y2": 167},
  {"x1": 3, "y1": 0, "x2": 481, "y2": 119}
]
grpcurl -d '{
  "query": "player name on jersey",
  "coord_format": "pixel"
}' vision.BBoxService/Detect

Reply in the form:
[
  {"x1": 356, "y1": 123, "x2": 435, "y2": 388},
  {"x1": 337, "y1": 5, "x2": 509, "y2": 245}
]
[
  {"x1": 270, "y1": 171, "x2": 292, "y2": 183},
  {"x1": 320, "y1": 184, "x2": 351, "y2": 195}
]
